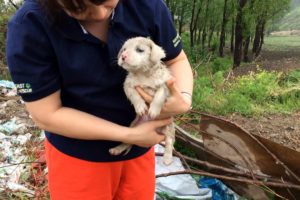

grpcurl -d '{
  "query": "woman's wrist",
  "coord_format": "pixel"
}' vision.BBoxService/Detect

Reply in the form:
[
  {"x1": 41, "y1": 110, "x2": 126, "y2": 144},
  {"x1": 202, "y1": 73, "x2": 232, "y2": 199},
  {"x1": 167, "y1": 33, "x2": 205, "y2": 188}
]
[
  {"x1": 121, "y1": 126, "x2": 134, "y2": 144},
  {"x1": 181, "y1": 91, "x2": 192, "y2": 109}
]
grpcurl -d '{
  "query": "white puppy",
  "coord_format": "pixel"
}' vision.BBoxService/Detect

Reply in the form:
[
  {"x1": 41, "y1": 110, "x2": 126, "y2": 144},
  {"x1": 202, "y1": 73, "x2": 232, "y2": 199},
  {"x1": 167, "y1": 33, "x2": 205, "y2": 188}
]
[{"x1": 109, "y1": 37, "x2": 175, "y2": 165}]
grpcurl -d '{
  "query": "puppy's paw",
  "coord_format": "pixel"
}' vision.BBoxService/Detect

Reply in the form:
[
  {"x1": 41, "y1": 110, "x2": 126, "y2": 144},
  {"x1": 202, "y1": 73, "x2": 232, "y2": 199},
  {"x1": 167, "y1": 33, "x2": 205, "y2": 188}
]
[
  {"x1": 163, "y1": 153, "x2": 173, "y2": 165},
  {"x1": 109, "y1": 143, "x2": 132, "y2": 156},
  {"x1": 148, "y1": 105, "x2": 161, "y2": 119},
  {"x1": 134, "y1": 102, "x2": 148, "y2": 116},
  {"x1": 109, "y1": 148, "x2": 123, "y2": 156}
]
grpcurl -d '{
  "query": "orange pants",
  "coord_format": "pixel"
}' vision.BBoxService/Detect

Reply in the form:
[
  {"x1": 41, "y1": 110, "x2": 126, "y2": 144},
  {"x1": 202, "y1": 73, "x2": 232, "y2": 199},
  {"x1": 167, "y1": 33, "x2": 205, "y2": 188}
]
[{"x1": 45, "y1": 139, "x2": 155, "y2": 200}]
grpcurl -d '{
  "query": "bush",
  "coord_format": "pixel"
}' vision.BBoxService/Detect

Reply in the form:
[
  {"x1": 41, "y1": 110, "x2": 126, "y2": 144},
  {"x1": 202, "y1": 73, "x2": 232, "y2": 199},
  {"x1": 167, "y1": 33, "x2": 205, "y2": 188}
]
[
  {"x1": 279, "y1": 70, "x2": 300, "y2": 86},
  {"x1": 230, "y1": 71, "x2": 280, "y2": 104},
  {"x1": 210, "y1": 57, "x2": 233, "y2": 74}
]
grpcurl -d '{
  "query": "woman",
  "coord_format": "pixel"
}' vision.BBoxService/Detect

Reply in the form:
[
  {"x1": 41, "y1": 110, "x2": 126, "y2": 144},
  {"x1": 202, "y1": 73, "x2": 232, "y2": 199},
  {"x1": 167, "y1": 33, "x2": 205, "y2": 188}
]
[{"x1": 6, "y1": 0, "x2": 193, "y2": 199}]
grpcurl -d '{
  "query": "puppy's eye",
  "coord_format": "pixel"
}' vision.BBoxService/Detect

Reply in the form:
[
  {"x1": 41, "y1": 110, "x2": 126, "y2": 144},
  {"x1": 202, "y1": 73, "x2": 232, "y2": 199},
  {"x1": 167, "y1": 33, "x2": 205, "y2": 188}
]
[{"x1": 136, "y1": 47, "x2": 144, "y2": 53}]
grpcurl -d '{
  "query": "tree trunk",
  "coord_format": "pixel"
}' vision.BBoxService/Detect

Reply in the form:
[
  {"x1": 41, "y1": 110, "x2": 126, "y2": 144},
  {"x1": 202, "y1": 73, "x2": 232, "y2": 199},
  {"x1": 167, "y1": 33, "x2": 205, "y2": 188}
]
[
  {"x1": 243, "y1": 36, "x2": 251, "y2": 62},
  {"x1": 219, "y1": 0, "x2": 229, "y2": 57},
  {"x1": 202, "y1": 28, "x2": 207, "y2": 50},
  {"x1": 208, "y1": 24, "x2": 216, "y2": 49},
  {"x1": 233, "y1": 0, "x2": 248, "y2": 68},
  {"x1": 252, "y1": 17, "x2": 266, "y2": 58},
  {"x1": 252, "y1": 19, "x2": 261, "y2": 56},
  {"x1": 189, "y1": 0, "x2": 197, "y2": 48},
  {"x1": 231, "y1": 17, "x2": 235, "y2": 53},
  {"x1": 178, "y1": 2, "x2": 185, "y2": 35},
  {"x1": 196, "y1": 26, "x2": 202, "y2": 44},
  {"x1": 202, "y1": 0, "x2": 210, "y2": 50},
  {"x1": 190, "y1": 0, "x2": 203, "y2": 48},
  {"x1": 194, "y1": 7, "x2": 202, "y2": 44},
  {"x1": 257, "y1": 20, "x2": 266, "y2": 57}
]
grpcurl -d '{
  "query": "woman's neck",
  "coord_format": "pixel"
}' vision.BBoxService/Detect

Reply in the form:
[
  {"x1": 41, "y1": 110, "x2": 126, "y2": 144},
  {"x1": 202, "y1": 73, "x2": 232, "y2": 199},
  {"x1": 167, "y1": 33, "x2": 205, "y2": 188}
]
[{"x1": 79, "y1": 19, "x2": 110, "y2": 42}]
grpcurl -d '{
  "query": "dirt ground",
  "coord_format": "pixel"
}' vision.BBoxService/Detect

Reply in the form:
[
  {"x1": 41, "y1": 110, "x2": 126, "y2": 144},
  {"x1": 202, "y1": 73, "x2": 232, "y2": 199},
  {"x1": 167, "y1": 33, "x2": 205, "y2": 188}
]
[
  {"x1": 228, "y1": 112, "x2": 300, "y2": 152},
  {"x1": 232, "y1": 50, "x2": 300, "y2": 76},
  {"x1": 227, "y1": 49, "x2": 300, "y2": 152}
]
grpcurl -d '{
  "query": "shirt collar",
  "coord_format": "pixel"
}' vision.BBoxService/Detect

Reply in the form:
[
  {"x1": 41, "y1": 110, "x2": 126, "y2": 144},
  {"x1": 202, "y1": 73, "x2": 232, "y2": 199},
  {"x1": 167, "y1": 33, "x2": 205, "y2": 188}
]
[
  {"x1": 55, "y1": 2, "x2": 122, "y2": 41},
  {"x1": 78, "y1": 23, "x2": 88, "y2": 34},
  {"x1": 78, "y1": 8, "x2": 116, "y2": 35}
]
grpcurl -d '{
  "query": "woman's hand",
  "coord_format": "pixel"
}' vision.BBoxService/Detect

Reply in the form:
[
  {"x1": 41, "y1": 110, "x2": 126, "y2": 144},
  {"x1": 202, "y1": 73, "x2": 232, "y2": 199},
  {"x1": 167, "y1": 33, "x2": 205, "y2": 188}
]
[
  {"x1": 125, "y1": 118, "x2": 172, "y2": 147},
  {"x1": 136, "y1": 78, "x2": 192, "y2": 119}
]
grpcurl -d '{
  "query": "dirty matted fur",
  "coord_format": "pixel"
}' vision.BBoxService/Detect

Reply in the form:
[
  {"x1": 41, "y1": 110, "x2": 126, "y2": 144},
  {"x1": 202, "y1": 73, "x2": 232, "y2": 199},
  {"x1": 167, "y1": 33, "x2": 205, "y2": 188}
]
[{"x1": 109, "y1": 37, "x2": 175, "y2": 165}]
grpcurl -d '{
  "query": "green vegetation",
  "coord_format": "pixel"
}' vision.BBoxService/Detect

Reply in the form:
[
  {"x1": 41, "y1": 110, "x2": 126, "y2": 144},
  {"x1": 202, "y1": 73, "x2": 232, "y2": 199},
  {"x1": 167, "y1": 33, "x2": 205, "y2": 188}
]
[
  {"x1": 0, "y1": 3, "x2": 16, "y2": 64},
  {"x1": 0, "y1": 2, "x2": 16, "y2": 80},
  {"x1": 264, "y1": 36, "x2": 300, "y2": 51},
  {"x1": 168, "y1": 0, "x2": 291, "y2": 66},
  {"x1": 187, "y1": 34, "x2": 300, "y2": 117},
  {"x1": 0, "y1": 14, "x2": 10, "y2": 65},
  {"x1": 192, "y1": 67, "x2": 300, "y2": 116}
]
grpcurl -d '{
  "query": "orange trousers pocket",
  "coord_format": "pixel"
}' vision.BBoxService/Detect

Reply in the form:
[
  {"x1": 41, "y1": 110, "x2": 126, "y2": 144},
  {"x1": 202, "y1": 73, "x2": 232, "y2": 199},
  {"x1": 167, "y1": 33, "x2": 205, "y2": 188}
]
[{"x1": 45, "y1": 139, "x2": 155, "y2": 200}]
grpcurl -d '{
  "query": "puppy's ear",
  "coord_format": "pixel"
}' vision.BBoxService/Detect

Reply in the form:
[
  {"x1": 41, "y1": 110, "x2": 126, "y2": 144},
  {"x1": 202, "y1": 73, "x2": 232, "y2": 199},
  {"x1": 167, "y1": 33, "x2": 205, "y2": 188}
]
[{"x1": 150, "y1": 42, "x2": 166, "y2": 63}]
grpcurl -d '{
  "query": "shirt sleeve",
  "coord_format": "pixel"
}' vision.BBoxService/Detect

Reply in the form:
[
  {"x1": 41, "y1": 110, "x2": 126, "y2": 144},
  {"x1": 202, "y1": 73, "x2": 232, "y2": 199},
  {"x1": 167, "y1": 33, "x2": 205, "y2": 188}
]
[
  {"x1": 152, "y1": 0, "x2": 182, "y2": 61},
  {"x1": 6, "y1": 13, "x2": 61, "y2": 102}
]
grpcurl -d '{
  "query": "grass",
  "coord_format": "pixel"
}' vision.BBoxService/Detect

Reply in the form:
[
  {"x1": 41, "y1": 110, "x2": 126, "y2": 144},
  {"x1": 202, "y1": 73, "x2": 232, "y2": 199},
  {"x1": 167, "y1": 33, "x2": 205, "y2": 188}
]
[
  {"x1": 192, "y1": 69, "x2": 300, "y2": 116},
  {"x1": 264, "y1": 36, "x2": 300, "y2": 51}
]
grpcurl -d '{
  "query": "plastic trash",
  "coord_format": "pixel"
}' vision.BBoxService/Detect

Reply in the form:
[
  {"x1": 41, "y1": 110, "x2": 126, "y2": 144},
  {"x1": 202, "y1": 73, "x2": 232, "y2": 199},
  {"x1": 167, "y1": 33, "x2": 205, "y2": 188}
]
[
  {"x1": 0, "y1": 80, "x2": 15, "y2": 89},
  {"x1": 155, "y1": 145, "x2": 212, "y2": 200},
  {"x1": 0, "y1": 117, "x2": 27, "y2": 135},
  {"x1": 0, "y1": 80, "x2": 17, "y2": 96},
  {"x1": 5, "y1": 182, "x2": 35, "y2": 197},
  {"x1": 199, "y1": 177, "x2": 239, "y2": 200},
  {"x1": 0, "y1": 89, "x2": 41, "y2": 198}
]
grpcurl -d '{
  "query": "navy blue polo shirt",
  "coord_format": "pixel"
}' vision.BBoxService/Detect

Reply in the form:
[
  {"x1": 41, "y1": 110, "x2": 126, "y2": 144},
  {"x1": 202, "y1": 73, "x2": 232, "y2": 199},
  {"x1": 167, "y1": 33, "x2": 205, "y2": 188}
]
[{"x1": 6, "y1": 0, "x2": 182, "y2": 162}]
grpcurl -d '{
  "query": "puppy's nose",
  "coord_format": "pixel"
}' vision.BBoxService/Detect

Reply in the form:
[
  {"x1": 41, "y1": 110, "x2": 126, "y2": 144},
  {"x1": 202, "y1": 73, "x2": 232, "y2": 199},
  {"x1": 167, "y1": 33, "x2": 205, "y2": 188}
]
[{"x1": 121, "y1": 53, "x2": 127, "y2": 61}]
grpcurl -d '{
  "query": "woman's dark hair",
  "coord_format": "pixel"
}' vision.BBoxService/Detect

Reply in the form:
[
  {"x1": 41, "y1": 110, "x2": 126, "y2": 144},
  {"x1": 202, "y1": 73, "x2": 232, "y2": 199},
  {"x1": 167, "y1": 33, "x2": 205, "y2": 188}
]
[{"x1": 38, "y1": 0, "x2": 107, "y2": 17}]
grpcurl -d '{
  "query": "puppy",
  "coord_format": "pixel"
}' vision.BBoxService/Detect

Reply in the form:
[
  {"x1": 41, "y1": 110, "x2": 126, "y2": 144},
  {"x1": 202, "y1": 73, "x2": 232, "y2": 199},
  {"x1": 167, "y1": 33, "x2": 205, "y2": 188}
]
[{"x1": 109, "y1": 37, "x2": 175, "y2": 165}]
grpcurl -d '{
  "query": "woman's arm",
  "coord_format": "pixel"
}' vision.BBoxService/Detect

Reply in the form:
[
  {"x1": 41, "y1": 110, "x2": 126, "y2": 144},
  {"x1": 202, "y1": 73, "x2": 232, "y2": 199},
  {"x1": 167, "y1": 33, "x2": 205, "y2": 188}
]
[
  {"x1": 165, "y1": 50, "x2": 193, "y2": 97},
  {"x1": 25, "y1": 90, "x2": 170, "y2": 147},
  {"x1": 165, "y1": 50, "x2": 193, "y2": 108}
]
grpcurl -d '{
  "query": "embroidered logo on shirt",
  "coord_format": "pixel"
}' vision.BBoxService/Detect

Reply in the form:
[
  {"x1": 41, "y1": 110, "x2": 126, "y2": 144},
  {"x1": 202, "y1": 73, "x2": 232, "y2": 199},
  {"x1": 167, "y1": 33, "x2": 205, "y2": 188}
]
[
  {"x1": 15, "y1": 83, "x2": 32, "y2": 94},
  {"x1": 172, "y1": 33, "x2": 181, "y2": 48}
]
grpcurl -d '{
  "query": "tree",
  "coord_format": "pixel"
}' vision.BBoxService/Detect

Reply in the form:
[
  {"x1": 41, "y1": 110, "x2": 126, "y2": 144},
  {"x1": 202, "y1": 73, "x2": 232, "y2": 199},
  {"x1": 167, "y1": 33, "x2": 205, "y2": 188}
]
[
  {"x1": 233, "y1": 0, "x2": 248, "y2": 68},
  {"x1": 252, "y1": 0, "x2": 290, "y2": 58},
  {"x1": 164, "y1": 0, "x2": 291, "y2": 67},
  {"x1": 219, "y1": 0, "x2": 229, "y2": 57}
]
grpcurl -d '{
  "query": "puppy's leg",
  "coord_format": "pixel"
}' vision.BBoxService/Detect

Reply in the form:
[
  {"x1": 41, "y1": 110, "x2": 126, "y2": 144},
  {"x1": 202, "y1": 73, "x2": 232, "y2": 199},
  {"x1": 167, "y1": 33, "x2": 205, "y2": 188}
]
[
  {"x1": 109, "y1": 143, "x2": 132, "y2": 156},
  {"x1": 124, "y1": 85, "x2": 148, "y2": 116},
  {"x1": 162, "y1": 122, "x2": 175, "y2": 165},
  {"x1": 148, "y1": 86, "x2": 168, "y2": 119}
]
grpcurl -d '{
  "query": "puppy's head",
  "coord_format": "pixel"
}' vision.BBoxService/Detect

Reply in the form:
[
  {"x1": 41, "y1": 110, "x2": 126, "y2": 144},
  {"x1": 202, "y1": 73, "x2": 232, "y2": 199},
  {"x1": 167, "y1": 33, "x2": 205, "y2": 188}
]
[{"x1": 118, "y1": 37, "x2": 166, "y2": 72}]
